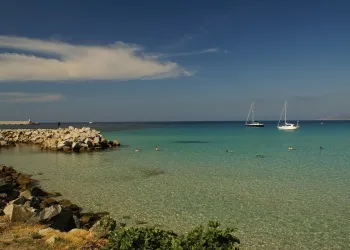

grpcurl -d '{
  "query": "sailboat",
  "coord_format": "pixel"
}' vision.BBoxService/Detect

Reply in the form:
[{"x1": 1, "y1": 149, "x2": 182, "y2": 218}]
[
  {"x1": 246, "y1": 101, "x2": 264, "y2": 127},
  {"x1": 277, "y1": 101, "x2": 299, "y2": 130}
]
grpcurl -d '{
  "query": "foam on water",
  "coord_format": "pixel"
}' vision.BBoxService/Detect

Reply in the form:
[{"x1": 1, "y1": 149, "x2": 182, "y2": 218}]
[{"x1": 1, "y1": 121, "x2": 349, "y2": 249}]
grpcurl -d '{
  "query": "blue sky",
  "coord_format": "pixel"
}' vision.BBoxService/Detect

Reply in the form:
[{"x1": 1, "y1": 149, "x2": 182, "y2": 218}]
[{"x1": 0, "y1": 0, "x2": 349, "y2": 121}]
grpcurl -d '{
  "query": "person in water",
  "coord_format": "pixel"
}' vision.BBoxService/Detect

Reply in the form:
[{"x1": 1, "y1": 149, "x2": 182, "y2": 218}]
[
  {"x1": 319, "y1": 146, "x2": 324, "y2": 150},
  {"x1": 288, "y1": 146, "x2": 294, "y2": 150},
  {"x1": 135, "y1": 148, "x2": 139, "y2": 152},
  {"x1": 155, "y1": 146, "x2": 159, "y2": 151}
]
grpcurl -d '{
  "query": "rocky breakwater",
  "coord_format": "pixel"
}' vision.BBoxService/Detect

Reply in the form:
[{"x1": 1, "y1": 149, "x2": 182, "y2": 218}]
[
  {"x1": 0, "y1": 165, "x2": 117, "y2": 238},
  {"x1": 0, "y1": 126, "x2": 120, "y2": 152}
]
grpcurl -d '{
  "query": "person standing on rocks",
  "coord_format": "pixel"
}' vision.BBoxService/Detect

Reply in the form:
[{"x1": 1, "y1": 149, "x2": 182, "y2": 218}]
[{"x1": 58, "y1": 122, "x2": 61, "y2": 128}]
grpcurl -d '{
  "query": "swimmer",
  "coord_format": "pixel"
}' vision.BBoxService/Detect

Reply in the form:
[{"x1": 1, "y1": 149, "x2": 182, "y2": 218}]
[
  {"x1": 226, "y1": 150, "x2": 233, "y2": 153},
  {"x1": 288, "y1": 146, "x2": 294, "y2": 150},
  {"x1": 135, "y1": 148, "x2": 139, "y2": 152},
  {"x1": 155, "y1": 146, "x2": 159, "y2": 151},
  {"x1": 319, "y1": 146, "x2": 324, "y2": 150}
]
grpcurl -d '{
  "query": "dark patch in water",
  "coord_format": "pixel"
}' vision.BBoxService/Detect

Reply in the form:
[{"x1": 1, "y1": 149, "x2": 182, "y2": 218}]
[
  {"x1": 122, "y1": 215, "x2": 131, "y2": 220},
  {"x1": 172, "y1": 140, "x2": 211, "y2": 144},
  {"x1": 135, "y1": 220, "x2": 148, "y2": 225},
  {"x1": 140, "y1": 168, "x2": 165, "y2": 178}
]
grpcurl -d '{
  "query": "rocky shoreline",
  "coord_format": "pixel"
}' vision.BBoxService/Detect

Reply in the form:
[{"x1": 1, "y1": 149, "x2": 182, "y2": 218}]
[
  {"x1": 0, "y1": 164, "x2": 117, "y2": 248},
  {"x1": 0, "y1": 126, "x2": 120, "y2": 152}
]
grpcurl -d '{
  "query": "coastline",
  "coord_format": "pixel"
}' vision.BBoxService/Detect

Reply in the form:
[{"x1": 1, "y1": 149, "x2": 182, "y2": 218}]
[
  {"x1": 0, "y1": 127, "x2": 120, "y2": 152},
  {"x1": 1, "y1": 164, "x2": 241, "y2": 250},
  {"x1": 0, "y1": 164, "x2": 113, "y2": 249}
]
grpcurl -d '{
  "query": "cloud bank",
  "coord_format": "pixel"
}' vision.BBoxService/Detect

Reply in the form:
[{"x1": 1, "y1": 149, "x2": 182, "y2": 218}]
[
  {"x1": 0, "y1": 92, "x2": 63, "y2": 103},
  {"x1": 0, "y1": 36, "x2": 191, "y2": 82}
]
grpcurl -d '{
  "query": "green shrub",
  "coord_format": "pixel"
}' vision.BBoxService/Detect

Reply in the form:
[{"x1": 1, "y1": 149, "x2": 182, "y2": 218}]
[{"x1": 105, "y1": 221, "x2": 240, "y2": 250}]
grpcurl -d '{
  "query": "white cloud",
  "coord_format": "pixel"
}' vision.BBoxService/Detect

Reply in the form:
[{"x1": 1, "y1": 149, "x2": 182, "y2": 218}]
[
  {"x1": 0, "y1": 36, "x2": 191, "y2": 82},
  {"x1": 0, "y1": 92, "x2": 63, "y2": 102},
  {"x1": 163, "y1": 48, "x2": 220, "y2": 57}
]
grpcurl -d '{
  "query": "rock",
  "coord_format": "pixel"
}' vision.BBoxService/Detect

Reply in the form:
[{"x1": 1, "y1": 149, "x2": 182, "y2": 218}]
[
  {"x1": 0, "y1": 140, "x2": 7, "y2": 146},
  {"x1": 40, "y1": 204, "x2": 62, "y2": 220},
  {"x1": 0, "y1": 193, "x2": 7, "y2": 199},
  {"x1": 30, "y1": 187, "x2": 48, "y2": 197},
  {"x1": 3, "y1": 204, "x2": 35, "y2": 222},
  {"x1": 113, "y1": 140, "x2": 120, "y2": 146},
  {"x1": 29, "y1": 197, "x2": 41, "y2": 209},
  {"x1": 20, "y1": 190, "x2": 33, "y2": 199},
  {"x1": 0, "y1": 179, "x2": 13, "y2": 193},
  {"x1": 10, "y1": 196, "x2": 27, "y2": 205},
  {"x1": 16, "y1": 174, "x2": 31, "y2": 185},
  {"x1": 6, "y1": 189, "x2": 20, "y2": 201},
  {"x1": 89, "y1": 216, "x2": 117, "y2": 238},
  {"x1": 63, "y1": 141, "x2": 72, "y2": 147},
  {"x1": 72, "y1": 142, "x2": 80, "y2": 152},
  {"x1": 86, "y1": 140, "x2": 93, "y2": 148},
  {"x1": 68, "y1": 126, "x2": 74, "y2": 130},
  {"x1": 50, "y1": 208, "x2": 76, "y2": 232},
  {"x1": 93, "y1": 137, "x2": 100, "y2": 145}
]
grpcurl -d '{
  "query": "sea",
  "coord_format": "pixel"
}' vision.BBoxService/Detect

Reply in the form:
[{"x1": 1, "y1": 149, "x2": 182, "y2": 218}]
[{"x1": 0, "y1": 121, "x2": 349, "y2": 249}]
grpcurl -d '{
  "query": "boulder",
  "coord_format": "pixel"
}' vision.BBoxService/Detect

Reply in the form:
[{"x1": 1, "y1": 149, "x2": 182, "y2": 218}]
[
  {"x1": 113, "y1": 140, "x2": 120, "y2": 146},
  {"x1": 3, "y1": 204, "x2": 35, "y2": 222},
  {"x1": 40, "y1": 204, "x2": 62, "y2": 220},
  {"x1": 68, "y1": 126, "x2": 74, "y2": 130},
  {"x1": 50, "y1": 208, "x2": 77, "y2": 232},
  {"x1": 30, "y1": 187, "x2": 48, "y2": 197},
  {"x1": 20, "y1": 190, "x2": 33, "y2": 199},
  {"x1": 29, "y1": 197, "x2": 41, "y2": 209},
  {"x1": 72, "y1": 142, "x2": 80, "y2": 152},
  {"x1": 0, "y1": 141, "x2": 7, "y2": 146},
  {"x1": 93, "y1": 137, "x2": 100, "y2": 145},
  {"x1": 89, "y1": 216, "x2": 117, "y2": 238},
  {"x1": 10, "y1": 196, "x2": 27, "y2": 205},
  {"x1": 16, "y1": 174, "x2": 31, "y2": 185}
]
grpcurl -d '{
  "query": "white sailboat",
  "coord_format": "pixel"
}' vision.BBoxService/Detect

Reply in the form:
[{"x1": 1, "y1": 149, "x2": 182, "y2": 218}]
[
  {"x1": 246, "y1": 101, "x2": 264, "y2": 127},
  {"x1": 277, "y1": 101, "x2": 299, "y2": 130}
]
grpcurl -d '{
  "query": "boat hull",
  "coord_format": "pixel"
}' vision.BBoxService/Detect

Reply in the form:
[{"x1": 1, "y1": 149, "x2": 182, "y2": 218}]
[
  {"x1": 277, "y1": 125, "x2": 299, "y2": 130},
  {"x1": 246, "y1": 124, "x2": 264, "y2": 127}
]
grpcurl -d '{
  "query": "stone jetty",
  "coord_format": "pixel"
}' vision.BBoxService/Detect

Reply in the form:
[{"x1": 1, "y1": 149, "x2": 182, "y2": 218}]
[{"x1": 0, "y1": 126, "x2": 120, "y2": 152}]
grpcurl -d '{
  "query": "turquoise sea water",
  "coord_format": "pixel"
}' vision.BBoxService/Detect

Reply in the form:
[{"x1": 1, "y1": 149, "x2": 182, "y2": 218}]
[{"x1": 1, "y1": 121, "x2": 349, "y2": 249}]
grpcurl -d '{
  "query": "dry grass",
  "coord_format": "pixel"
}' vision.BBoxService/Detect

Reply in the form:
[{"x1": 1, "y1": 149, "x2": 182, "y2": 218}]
[{"x1": 0, "y1": 216, "x2": 107, "y2": 250}]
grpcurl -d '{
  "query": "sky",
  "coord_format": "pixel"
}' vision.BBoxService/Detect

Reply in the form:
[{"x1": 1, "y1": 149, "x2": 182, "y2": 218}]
[{"x1": 0, "y1": 0, "x2": 349, "y2": 122}]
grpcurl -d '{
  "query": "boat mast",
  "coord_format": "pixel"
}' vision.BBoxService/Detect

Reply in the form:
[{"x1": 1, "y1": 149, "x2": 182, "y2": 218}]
[
  {"x1": 246, "y1": 102, "x2": 253, "y2": 125},
  {"x1": 252, "y1": 102, "x2": 255, "y2": 123},
  {"x1": 284, "y1": 101, "x2": 287, "y2": 125}
]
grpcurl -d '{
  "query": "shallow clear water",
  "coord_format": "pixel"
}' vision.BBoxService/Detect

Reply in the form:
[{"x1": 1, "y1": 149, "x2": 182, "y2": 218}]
[{"x1": 1, "y1": 121, "x2": 349, "y2": 249}]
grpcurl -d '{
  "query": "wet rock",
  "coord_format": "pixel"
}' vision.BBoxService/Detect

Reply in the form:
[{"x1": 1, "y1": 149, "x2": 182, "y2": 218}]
[
  {"x1": 30, "y1": 187, "x2": 48, "y2": 197},
  {"x1": 89, "y1": 216, "x2": 117, "y2": 238},
  {"x1": 3, "y1": 204, "x2": 35, "y2": 222},
  {"x1": 16, "y1": 174, "x2": 31, "y2": 185},
  {"x1": 113, "y1": 140, "x2": 120, "y2": 146}
]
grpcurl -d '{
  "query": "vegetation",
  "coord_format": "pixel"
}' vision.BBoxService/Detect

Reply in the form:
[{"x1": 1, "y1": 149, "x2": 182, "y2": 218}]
[{"x1": 106, "y1": 221, "x2": 240, "y2": 250}]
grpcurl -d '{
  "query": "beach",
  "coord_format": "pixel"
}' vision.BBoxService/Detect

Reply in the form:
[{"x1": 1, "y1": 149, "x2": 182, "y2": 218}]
[{"x1": 1, "y1": 121, "x2": 350, "y2": 249}]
